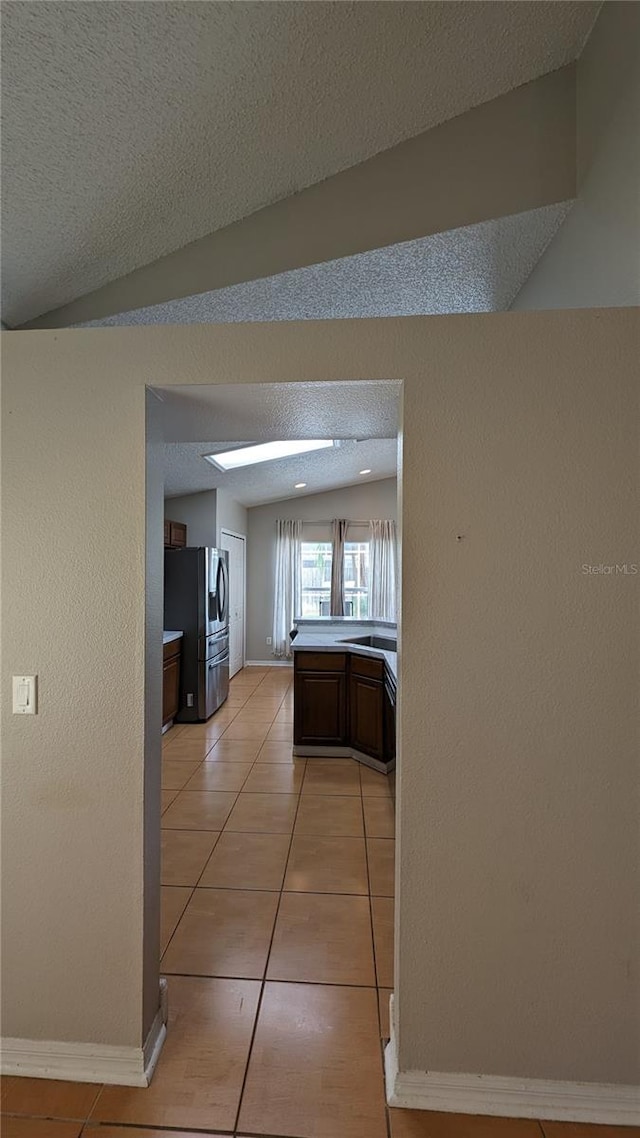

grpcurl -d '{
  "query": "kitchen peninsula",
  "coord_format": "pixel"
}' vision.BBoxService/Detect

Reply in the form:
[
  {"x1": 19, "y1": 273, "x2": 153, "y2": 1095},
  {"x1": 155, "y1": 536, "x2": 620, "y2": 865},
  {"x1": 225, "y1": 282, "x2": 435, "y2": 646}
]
[{"x1": 292, "y1": 618, "x2": 397, "y2": 772}]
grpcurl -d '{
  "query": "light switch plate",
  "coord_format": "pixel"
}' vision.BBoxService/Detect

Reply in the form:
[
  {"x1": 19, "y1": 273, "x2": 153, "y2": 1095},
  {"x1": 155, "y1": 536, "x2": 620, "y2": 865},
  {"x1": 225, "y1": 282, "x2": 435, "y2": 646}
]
[{"x1": 13, "y1": 675, "x2": 37, "y2": 714}]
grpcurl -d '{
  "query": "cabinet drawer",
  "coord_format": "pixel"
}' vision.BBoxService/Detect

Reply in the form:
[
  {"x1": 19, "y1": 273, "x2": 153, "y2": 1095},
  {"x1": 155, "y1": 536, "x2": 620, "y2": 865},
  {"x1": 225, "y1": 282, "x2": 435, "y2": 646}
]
[
  {"x1": 295, "y1": 652, "x2": 346, "y2": 672},
  {"x1": 350, "y1": 653, "x2": 385, "y2": 680},
  {"x1": 163, "y1": 638, "x2": 182, "y2": 662}
]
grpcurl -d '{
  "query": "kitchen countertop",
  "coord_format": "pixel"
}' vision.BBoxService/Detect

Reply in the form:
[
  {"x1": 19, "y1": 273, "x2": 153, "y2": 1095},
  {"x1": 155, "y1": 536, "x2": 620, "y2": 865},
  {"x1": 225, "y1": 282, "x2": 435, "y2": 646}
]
[
  {"x1": 292, "y1": 628, "x2": 397, "y2": 683},
  {"x1": 163, "y1": 630, "x2": 183, "y2": 645}
]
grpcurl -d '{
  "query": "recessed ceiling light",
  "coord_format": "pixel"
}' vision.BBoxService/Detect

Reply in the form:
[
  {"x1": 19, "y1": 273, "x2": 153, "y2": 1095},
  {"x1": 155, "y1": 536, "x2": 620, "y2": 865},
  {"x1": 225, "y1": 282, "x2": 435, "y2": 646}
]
[
  {"x1": 359, "y1": 468, "x2": 372, "y2": 475},
  {"x1": 294, "y1": 482, "x2": 307, "y2": 489},
  {"x1": 203, "y1": 440, "x2": 334, "y2": 471}
]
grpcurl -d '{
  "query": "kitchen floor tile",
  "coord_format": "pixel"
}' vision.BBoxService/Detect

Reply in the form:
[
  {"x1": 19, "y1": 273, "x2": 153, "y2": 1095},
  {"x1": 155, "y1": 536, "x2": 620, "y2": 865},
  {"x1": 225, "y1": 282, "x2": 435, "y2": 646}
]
[
  {"x1": 161, "y1": 758, "x2": 201, "y2": 790},
  {"x1": 161, "y1": 788, "x2": 179, "y2": 813},
  {"x1": 205, "y1": 738, "x2": 263, "y2": 763},
  {"x1": 242, "y1": 761, "x2": 305, "y2": 794},
  {"x1": 162, "y1": 888, "x2": 278, "y2": 979},
  {"x1": 378, "y1": 987, "x2": 393, "y2": 1038},
  {"x1": 267, "y1": 892, "x2": 375, "y2": 986},
  {"x1": 360, "y1": 765, "x2": 393, "y2": 797},
  {"x1": 389, "y1": 1110, "x2": 543, "y2": 1137},
  {"x1": 1, "y1": 1121, "x2": 82, "y2": 1138},
  {"x1": 200, "y1": 831, "x2": 291, "y2": 891},
  {"x1": 223, "y1": 721, "x2": 271, "y2": 741},
  {"x1": 363, "y1": 794, "x2": 396, "y2": 838},
  {"x1": 302, "y1": 757, "x2": 361, "y2": 796},
  {"x1": 161, "y1": 739, "x2": 217, "y2": 761},
  {"x1": 161, "y1": 790, "x2": 237, "y2": 831},
  {"x1": 90, "y1": 976, "x2": 260, "y2": 1131},
  {"x1": 160, "y1": 886, "x2": 192, "y2": 954},
  {"x1": 256, "y1": 740, "x2": 296, "y2": 763},
  {"x1": 295, "y1": 794, "x2": 364, "y2": 837},
  {"x1": 238, "y1": 981, "x2": 387, "y2": 1138},
  {"x1": 371, "y1": 895, "x2": 394, "y2": 987},
  {"x1": 367, "y1": 837, "x2": 395, "y2": 896},
  {"x1": 265, "y1": 722, "x2": 293, "y2": 742},
  {"x1": 184, "y1": 761, "x2": 252, "y2": 792},
  {"x1": 161, "y1": 829, "x2": 220, "y2": 887},
  {"x1": 224, "y1": 792, "x2": 299, "y2": 834},
  {"x1": 0, "y1": 1076, "x2": 100, "y2": 1119},
  {"x1": 284, "y1": 834, "x2": 369, "y2": 894}
]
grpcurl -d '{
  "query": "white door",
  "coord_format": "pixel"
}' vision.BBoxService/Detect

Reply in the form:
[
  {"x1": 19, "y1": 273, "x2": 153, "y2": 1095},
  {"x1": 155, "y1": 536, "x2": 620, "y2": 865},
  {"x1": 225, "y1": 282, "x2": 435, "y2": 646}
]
[{"x1": 221, "y1": 530, "x2": 245, "y2": 678}]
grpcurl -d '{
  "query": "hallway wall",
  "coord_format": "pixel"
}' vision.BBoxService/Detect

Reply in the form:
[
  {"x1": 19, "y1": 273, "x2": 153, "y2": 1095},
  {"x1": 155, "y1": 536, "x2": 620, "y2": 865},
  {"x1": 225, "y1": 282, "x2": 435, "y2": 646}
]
[
  {"x1": 1, "y1": 312, "x2": 638, "y2": 1095},
  {"x1": 513, "y1": 1, "x2": 640, "y2": 309}
]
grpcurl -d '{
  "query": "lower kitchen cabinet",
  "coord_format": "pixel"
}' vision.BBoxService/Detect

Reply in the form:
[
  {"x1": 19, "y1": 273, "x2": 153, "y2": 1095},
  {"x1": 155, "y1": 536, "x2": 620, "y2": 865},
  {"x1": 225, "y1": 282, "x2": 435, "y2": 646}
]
[
  {"x1": 294, "y1": 649, "x2": 395, "y2": 768},
  {"x1": 294, "y1": 653, "x2": 347, "y2": 746},
  {"x1": 349, "y1": 673, "x2": 384, "y2": 760},
  {"x1": 163, "y1": 638, "x2": 182, "y2": 726}
]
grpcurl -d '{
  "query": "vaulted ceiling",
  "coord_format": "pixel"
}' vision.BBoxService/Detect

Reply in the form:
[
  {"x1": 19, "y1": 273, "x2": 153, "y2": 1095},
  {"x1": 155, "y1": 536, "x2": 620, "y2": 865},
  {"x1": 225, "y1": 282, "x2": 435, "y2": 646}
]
[{"x1": 2, "y1": 0, "x2": 600, "y2": 327}]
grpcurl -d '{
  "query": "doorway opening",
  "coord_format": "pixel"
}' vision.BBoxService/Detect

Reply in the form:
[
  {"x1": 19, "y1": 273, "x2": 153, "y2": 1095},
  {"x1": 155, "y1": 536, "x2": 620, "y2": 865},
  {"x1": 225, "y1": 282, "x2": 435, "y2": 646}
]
[{"x1": 146, "y1": 377, "x2": 402, "y2": 1127}]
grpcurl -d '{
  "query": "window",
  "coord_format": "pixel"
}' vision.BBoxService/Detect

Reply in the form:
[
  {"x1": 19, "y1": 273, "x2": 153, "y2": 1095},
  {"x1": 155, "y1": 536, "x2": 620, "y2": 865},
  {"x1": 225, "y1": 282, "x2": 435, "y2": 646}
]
[
  {"x1": 301, "y1": 540, "x2": 370, "y2": 618},
  {"x1": 301, "y1": 541, "x2": 332, "y2": 616}
]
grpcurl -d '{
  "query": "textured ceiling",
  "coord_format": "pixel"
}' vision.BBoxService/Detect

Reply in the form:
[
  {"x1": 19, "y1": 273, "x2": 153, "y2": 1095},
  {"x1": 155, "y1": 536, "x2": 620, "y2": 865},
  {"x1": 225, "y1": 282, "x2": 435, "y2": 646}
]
[
  {"x1": 2, "y1": 1, "x2": 599, "y2": 325},
  {"x1": 159, "y1": 380, "x2": 400, "y2": 504},
  {"x1": 164, "y1": 439, "x2": 399, "y2": 505},
  {"x1": 77, "y1": 203, "x2": 572, "y2": 327}
]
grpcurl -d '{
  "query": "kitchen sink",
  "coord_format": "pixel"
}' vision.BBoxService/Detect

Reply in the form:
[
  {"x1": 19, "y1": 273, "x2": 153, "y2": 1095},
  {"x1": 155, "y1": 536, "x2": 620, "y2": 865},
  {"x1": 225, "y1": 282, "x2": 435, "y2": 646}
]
[{"x1": 340, "y1": 635, "x2": 397, "y2": 652}]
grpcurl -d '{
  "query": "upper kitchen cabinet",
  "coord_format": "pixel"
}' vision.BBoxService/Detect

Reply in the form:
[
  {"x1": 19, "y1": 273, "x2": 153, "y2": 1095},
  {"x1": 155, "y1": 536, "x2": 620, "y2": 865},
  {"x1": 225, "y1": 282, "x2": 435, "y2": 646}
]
[{"x1": 165, "y1": 520, "x2": 187, "y2": 549}]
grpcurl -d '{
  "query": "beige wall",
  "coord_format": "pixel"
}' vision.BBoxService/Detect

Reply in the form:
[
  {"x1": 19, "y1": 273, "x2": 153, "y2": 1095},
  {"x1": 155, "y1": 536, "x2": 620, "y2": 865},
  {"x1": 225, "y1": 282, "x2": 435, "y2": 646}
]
[
  {"x1": 1, "y1": 312, "x2": 637, "y2": 1089},
  {"x1": 246, "y1": 478, "x2": 397, "y2": 660},
  {"x1": 164, "y1": 490, "x2": 217, "y2": 548},
  {"x1": 513, "y1": 2, "x2": 639, "y2": 309},
  {"x1": 216, "y1": 490, "x2": 248, "y2": 546}
]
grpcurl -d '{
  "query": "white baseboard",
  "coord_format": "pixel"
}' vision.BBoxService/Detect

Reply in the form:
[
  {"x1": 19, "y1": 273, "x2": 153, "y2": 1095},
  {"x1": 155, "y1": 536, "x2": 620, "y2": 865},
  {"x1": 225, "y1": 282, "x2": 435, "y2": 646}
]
[
  {"x1": 245, "y1": 659, "x2": 293, "y2": 667},
  {"x1": 292, "y1": 743, "x2": 393, "y2": 774},
  {"x1": 384, "y1": 997, "x2": 640, "y2": 1125},
  {"x1": 1, "y1": 1003, "x2": 166, "y2": 1087}
]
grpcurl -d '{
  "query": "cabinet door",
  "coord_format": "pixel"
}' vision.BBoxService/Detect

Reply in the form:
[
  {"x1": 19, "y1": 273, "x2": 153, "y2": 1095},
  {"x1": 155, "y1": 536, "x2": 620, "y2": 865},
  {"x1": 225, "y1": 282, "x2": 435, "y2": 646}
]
[
  {"x1": 383, "y1": 683, "x2": 396, "y2": 766},
  {"x1": 164, "y1": 519, "x2": 171, "y2": 547},
  {"x1": 163, "y1": 656, "x2": 181, "y2": 725},
  {"x1": 170, "y1": 521, "x2": 187, "y2": 548},
  {"x1": 349, "y1": 674, "x2": 384, "y2": 760},
  {"x1": 294, "y1": 671, "x2": 347, "y2": 746}
]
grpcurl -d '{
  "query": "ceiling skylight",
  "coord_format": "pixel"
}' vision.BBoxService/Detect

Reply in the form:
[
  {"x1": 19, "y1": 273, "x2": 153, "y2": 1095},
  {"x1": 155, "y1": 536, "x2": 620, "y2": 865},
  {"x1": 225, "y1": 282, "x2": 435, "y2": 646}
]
[{"x1": 203, "y1": 440, "x2": 334, "y2": 471}]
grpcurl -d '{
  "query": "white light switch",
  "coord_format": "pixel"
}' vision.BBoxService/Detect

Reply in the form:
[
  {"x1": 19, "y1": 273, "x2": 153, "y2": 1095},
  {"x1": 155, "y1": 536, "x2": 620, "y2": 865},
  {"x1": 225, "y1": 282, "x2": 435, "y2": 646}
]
[{"x1": 13, "y1": 675, "x2": 37, "y2": 714}]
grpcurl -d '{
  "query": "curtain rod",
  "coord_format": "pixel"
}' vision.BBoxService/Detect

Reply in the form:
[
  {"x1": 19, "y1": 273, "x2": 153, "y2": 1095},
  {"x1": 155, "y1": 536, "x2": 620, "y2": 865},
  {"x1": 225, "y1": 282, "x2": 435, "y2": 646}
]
[{"x1": 300, "y1": 519, "x2": 373, "y2": 526}]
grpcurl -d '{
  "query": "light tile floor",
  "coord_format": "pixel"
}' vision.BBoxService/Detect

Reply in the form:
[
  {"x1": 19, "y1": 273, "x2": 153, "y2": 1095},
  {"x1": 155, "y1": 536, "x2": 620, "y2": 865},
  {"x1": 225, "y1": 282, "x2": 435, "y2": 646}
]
[{"x1": 2, "y1": 667, "x2": 636, "y2": 1138}]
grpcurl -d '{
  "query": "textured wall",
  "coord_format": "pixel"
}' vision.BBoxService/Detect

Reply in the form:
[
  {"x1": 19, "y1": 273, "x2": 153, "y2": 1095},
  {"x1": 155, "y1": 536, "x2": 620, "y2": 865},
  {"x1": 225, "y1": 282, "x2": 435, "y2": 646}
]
[
  {"x1": 164, "y1": 490, "x2": 217, "y2": 548},
  {"x1": 216, "y1": 490, "x2": 248, "y2": 545},
  {"x1": 1, "y1": 313, "x2": 637, "y2": 1088},
  {"x1": 245, "y1": 479, "x2": 398, "y2": 661},
  {"x1": 513, "y1": 2, "x2": 640, "y2": 309}
]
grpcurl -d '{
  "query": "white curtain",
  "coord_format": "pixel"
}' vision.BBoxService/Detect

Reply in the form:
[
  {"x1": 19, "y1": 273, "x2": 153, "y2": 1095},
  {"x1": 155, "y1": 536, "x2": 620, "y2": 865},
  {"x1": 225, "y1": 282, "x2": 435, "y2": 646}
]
[
  {"x1": 272, "y1": 519, "x2": 303, "y2": 658},
  {"x1": 330, "y1": 518, "x2": 348, "y2": 616},
  {"x1": 369, "y1": 519, "x2": 397, "y2": 622}
]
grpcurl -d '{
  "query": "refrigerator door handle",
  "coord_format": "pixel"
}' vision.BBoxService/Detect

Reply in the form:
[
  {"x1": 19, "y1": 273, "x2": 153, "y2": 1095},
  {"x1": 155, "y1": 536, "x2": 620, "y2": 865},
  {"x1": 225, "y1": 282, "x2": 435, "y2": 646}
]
[{"x1": 216, "y1": 557, "x2": 228, "y2": 625}]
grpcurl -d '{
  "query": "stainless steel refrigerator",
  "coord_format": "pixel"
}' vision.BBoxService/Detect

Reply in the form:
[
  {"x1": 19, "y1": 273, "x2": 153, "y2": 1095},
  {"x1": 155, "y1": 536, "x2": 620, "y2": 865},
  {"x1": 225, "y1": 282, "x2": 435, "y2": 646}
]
[{"x1": 164, "y1": 547, "x2": 230, "y2": 721}]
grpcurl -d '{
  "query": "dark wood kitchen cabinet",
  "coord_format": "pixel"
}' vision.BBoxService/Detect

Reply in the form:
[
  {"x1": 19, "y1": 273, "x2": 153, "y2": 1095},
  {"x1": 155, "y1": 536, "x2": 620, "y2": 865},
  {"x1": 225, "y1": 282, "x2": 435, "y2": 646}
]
[
  {"x1": 294, "y1": 652, "x2": 347, "y2": 747},
  {"x1": 163, "y1": 637, "x2": 182, "y2": 726},
  {"x1": 164, "y1": 520, "x2": 187, "y2": 549},
  {"x1": 349, "y1": 655, "x2": 385, "y2": 761}
]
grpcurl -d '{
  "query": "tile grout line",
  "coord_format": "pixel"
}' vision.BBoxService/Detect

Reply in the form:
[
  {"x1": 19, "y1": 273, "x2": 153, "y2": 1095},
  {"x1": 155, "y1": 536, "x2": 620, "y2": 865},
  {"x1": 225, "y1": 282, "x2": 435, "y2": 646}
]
[{"x1": 231, "y1": 695, "x2": 303, "y2": 1136}]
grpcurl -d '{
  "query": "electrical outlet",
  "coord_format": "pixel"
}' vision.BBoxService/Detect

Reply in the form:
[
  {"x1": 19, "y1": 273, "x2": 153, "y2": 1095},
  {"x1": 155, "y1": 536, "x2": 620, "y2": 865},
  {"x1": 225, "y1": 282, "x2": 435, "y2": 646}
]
[{"x1": 266, "y1": 636, "x2": 272, "y2": 645}]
